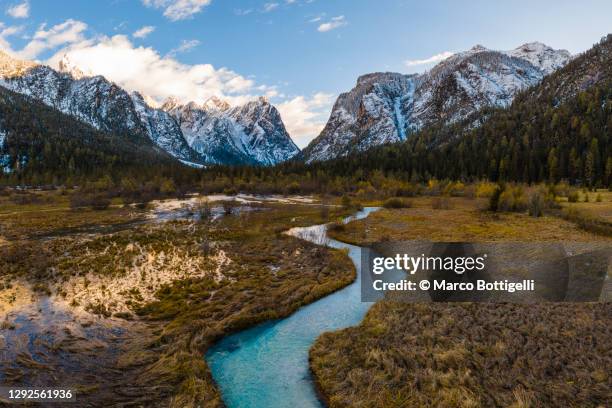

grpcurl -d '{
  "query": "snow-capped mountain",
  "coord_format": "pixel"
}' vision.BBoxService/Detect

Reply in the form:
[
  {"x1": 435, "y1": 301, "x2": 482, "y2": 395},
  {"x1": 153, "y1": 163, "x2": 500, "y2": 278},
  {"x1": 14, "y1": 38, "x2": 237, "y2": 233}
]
[
  {"x1": 506, "y1": 42, "x2": 571, "y2": 74},
  {"x1": 0, "y1": 51, "x2": 299, "y2": 166},
  {"x1": 163, "y1": 96, "x2": 299, "y2": 166},
  {"x1": 130, "y1": 91, "x2": 203, "y2": 166},
  {"x1": 304, "y1": 42, "x2": 571, "y2": 162},
  {"x1": 0, "y1": 51, "x2": 200, "y2": 164}
]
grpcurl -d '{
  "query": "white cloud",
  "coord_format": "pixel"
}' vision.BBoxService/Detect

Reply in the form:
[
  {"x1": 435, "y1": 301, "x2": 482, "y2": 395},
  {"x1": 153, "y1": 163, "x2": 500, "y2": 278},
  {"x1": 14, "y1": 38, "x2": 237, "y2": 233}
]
[
  {"x1": 16, "y1": 19, "x2": 88, "y2": 60},
  {"x1": 277, "y1": 92, "x2": 334, "y2": 148},
  {"x1": 317, "y1": 16, "x2": 347, "y2": 33},
  {"x1": 46, "y1": 34, "x2": 260, "y2": 107},
  {"x1": 142, "y1": 0, "x2": 212, "y2": 21},
  {"x1": 234, "y1": 8, "x2": 253, "y2": 16},
  {"x1": 405, "y1": 51, "x2": 454, "y2": 67},
  {"x1": 133, "y1": 25, "x2": 155, "y2": 39},
  {"x1": 263, "y1": 3, "x2": 279, "y2": 12},
  {"x1": 6, "y1": 2, "x2": 29, "y2": 19},
  {"x1": 167, "y1": 39, "x2": 200, "y2": 56},
  {"x1": 0, "y1": 23, "x2": 22, "y2": 51}
]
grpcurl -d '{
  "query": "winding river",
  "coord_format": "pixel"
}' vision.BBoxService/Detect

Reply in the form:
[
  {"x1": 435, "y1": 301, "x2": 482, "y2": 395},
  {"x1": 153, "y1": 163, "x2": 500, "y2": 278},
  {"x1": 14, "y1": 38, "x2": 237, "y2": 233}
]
[{"x1": 206, "y1": 207, "x2": 379, "y2": 408}]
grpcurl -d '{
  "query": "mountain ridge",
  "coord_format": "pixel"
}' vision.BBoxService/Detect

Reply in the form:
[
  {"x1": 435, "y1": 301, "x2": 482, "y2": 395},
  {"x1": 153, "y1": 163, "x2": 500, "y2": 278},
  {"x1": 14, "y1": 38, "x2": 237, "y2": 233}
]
[
  {"x1": 0, "y1": 51, "x2": 299, "y2": 167},
  {"x1": 303, "y1": 42, "x2": 572, "y2": 163}
]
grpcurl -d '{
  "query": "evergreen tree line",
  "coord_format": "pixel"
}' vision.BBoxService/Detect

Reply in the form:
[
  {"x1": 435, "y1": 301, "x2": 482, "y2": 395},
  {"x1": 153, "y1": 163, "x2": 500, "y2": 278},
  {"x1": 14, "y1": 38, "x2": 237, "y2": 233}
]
[{"x1": 0, "y1": 86, "x2": 201, "y2": 188}]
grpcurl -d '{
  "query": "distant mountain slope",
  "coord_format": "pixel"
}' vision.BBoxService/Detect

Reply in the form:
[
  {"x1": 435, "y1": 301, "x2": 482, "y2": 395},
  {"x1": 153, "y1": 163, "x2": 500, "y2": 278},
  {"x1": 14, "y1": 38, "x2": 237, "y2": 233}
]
[
  {"x1": 0, "y1": 52, "x2": 202, "y2": 165},
  {"x1": 0, "y1": 52, "x2": 299, "y2": 167},
  {"x1": 0, "y1": 85, "x2": 180, "y2": 184},
  {"x1": 302, "y1": 73, "x2": 417, "y2": 162},
  {"x1": 303, "y1": 42, "x2": 572, "y2": 163},
  {"x1": 300, "y1": 35, "x2": 612, "y2": 186},
  {"x1": 163, "y1": 96, "x2": 299, "y2": 166},
  {"x1": 528, "y1": 36, "x2": 612, "y2": 103}
]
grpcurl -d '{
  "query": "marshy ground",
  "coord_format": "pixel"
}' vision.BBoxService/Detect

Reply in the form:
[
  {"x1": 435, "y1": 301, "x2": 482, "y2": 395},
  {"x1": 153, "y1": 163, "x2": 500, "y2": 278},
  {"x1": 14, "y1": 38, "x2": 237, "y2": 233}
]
[
  {"x1": 0, "y1": 190, "x2": 354, "y2": 406},
  {"x1": 1, "y1": 186, "x2": 611, "y2": 407},
  {"x1": 328, "y1": 193, "x2": 612, "y2": 244}
]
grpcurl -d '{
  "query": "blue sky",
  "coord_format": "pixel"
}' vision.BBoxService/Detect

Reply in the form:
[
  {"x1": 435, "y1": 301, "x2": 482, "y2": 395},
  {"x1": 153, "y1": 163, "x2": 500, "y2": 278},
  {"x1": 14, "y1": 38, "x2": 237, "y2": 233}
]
[{"x1": 0, "y1": 0, "x2": 611, "y2": 147}]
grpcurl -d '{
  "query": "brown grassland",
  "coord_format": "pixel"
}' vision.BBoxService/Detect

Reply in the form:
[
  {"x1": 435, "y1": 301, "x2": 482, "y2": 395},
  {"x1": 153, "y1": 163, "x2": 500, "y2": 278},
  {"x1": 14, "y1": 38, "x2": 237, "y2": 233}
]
[
  {"x1": 314, "y1": 189, "x2": 612, "y2": 408},
  {"x1": 0, "y1": 190, "x2": 354, "y2": 406},
  {"x1": 310, "y1": 302, "x2": 611, "y2": 408},
  {"x1": 329, "y1": 194, "x2": 612, "y2": 244}
]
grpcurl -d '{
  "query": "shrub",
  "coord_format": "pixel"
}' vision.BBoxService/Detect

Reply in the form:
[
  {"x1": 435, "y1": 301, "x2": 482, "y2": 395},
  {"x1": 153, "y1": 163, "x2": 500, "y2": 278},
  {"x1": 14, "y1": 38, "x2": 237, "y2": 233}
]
[
  {"x1": 195, "y1": 198, "x2": 212, "y2": 221},
  {"x1": 90, "y1": 195, "x2": 111, "y2": 211},
  {"x1": 488, "y1": 184, "x2": 504, "y2": 211},
  {"x1": 395, "y1": 183, "x2": 418, "y2": 197},
  {"x1": 383, "y1": 198, "x2": 412, "y2": 209},
  {"x1": 223, "y1": 187, "x2": 238, "y2": 196},
  {"x1": 327, "y1": 222, "x2": 345, "y2": 232},
  {"x1": 444, "y1": 181, "x2": 465, "y2": 197},
  {"x1": 568, "y1": 191, "x2": 579, "y2": 203},
  {"x1": 529, "y1": 192, "x2": 544, "y2": 217},
  {"x1": 553, "y1": 181, "x2": 571, "y2": 197},
  {"x1": 596, "y1": 193, "x2": 603, "y2": 202},
  {"x1": 287, "y1": 181, "x2": 301, "y2": 195},
  {"x1": 476, "y1": 181, "x2": 497, "y2": 198},
  {"x1": 426, "y1": 179, "x2": 441, "y2": 196},
  {"x1": 497, "y1": 190, "x2": 513, "y2": 212},
  {"x1": 491, "y1": 185, "x2": 527, "y2": 213},
  {"x1": 70, "y1": 192, "x2": 110, "y2": 210},
  {"x1": 222, "y1": 201, "x2": 236, "y2": 215}
]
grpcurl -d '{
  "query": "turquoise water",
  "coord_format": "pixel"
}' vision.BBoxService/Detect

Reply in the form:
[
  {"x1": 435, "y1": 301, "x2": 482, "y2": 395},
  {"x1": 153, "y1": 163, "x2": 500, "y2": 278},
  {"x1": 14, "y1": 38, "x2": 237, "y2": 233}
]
[{"x1": 206, "y1": 208, "x2": 379, "y2": 408}]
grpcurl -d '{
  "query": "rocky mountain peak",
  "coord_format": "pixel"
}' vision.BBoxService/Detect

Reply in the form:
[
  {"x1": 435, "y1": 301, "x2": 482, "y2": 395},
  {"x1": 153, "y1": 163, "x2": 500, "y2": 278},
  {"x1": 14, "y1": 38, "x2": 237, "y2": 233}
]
[
  {"x1": 0, "y1": 50, "x2": 37, "y2": 77},
  {"x1": 253, "y1": 95, "x2": 270, "y2": 106},
  {"x1": 202, "y1": 96, "x2": 231, "y2": 112},
  {"x1": 130, "y1": 91, "x2": 159, "y2": 109},
  {"x1": 161, "y1": 96, "x2": 181, "y2": 112},
  {"x1": 506, "y1": 42, "x2": 571, "y2": 74},
  {"x1": 469, "y1": 44, "x2": 489, "y2": 53},
  {"x1": 57, "y1": 54, "x2": 86, "y2": 80}
]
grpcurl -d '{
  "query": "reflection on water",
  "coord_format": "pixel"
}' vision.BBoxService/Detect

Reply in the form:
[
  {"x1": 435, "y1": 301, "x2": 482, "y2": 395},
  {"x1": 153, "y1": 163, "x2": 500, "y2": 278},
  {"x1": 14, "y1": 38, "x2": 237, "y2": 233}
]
[{"x1": 0, "y1": 297, "x2": 128, "y2": 385}]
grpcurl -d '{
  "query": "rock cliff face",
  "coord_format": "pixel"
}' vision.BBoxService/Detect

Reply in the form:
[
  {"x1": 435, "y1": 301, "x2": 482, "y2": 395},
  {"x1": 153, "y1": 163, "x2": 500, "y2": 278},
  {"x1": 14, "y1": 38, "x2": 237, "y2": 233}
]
[
  {"x1": 164, "y1": 96, "x2": 299, "y2": 166},
  {"x1": 304, "y1": 42, "x2": 572, "y2": 162}
]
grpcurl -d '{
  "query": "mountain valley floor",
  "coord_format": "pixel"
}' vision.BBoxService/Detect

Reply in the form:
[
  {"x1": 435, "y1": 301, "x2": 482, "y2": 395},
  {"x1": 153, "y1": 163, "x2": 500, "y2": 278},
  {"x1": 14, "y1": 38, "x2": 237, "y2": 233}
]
[{"x1": 0, "y1": 184, "x2": 610, "y2": 407}]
